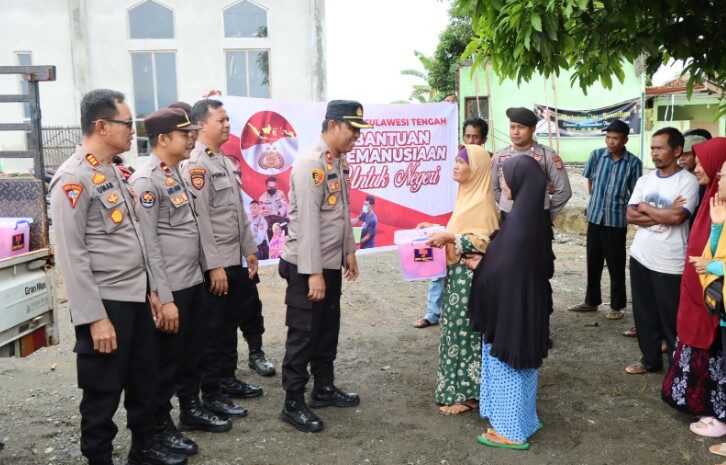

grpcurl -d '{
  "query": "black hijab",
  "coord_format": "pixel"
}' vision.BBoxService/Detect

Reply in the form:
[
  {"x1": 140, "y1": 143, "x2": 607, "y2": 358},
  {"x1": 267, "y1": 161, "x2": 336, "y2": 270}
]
[{"x1": 468, "y1": 155, "x2": 549, "y2": 369}]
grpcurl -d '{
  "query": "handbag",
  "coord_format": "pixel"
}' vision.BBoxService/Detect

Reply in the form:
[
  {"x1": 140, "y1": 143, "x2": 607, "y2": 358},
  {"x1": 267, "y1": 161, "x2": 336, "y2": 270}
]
[{"x1": 704, "y1": 277, "x2": 726, "y2": 320}]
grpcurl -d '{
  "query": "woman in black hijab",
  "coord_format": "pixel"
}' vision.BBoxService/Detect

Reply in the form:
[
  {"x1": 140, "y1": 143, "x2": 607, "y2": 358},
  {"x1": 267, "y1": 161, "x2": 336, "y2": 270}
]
[{"x1": 464, "y1": 155, "x2": 550, "y2": 449}]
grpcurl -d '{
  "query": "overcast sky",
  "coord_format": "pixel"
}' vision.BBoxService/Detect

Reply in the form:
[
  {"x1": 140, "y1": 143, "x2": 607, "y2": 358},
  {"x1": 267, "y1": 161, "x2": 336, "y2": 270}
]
[
  {"x1": 325, "y1": 0, "x2": 450, "y2": 104},
  {"x1": 325, "y1": 1, "x2": 682, "y2": 105}
]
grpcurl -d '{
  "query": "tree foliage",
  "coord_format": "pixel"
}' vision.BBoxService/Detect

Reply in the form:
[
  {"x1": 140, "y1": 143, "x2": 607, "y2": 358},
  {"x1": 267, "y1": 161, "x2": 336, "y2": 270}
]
[
  {"x1": 456, "y1": 0, "x2": 726, "y2": 115},
  {"x1": 400, "y1": 51, "x2": 443, "y2": 103},
  {"x1": 427, "y1": 15, "x2": 474, "y2": 97}
]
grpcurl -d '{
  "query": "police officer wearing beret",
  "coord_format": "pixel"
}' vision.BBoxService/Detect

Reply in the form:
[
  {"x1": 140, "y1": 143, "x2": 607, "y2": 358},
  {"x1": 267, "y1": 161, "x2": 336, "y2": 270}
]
[
  {"x1": 278, "y1": 100, "x2": 367, "y2": 432},
  {"x1": 180, "y1": 99, "x2": 263, "y2": 418},
  {"x1": 492, "y1": 107, "x2": 572, "y2": 319},
  {"x1": 131, "y1": 108, "x2": 232, "y2": 455},
  {"x1": 50, "y1": 89, "x2": 186, "y2": 465}
]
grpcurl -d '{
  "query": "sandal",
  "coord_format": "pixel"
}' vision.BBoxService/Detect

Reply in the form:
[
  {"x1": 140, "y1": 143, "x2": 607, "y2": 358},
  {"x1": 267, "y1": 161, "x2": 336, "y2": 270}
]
[
  {"x1": 606, "y1": 309, "x2": 624, "y2": 320},
  {"x1": 690, "y1": 417, "x2": 726, "y2": 438},
  {"x1": 623, "y1": 327, "x2": 637, "y2": 337},
  {"x1": 709, "y1": 443, "x2": 726, "y2": 457},
  {"x1": 439, "y1": 400, "x2": 478, "y2": 415},
  {"x1": 476, "y1": 428, "x2": 529, "y2": 450},
  {"x1": 625, "y1": 362, "x2": 648, "y2": 374},
  {"x1": 567, "y1": 302, "x2": 597, "y2": 313},
  {"x1": 413, "y1": 318, "x2": 435, "y2": 329}
]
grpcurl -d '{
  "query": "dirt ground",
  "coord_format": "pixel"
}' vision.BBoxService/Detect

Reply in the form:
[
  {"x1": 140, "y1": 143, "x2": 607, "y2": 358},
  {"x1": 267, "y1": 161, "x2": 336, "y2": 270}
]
[{"x1": 0, "y1": 165, "x2": 717, "y2": 465}]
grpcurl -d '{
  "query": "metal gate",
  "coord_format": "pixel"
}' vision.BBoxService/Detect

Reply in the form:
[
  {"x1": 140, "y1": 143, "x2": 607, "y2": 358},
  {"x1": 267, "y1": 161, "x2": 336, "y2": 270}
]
[{"x1": 42, "y1": 125, "x2": 81, "y2": 169}]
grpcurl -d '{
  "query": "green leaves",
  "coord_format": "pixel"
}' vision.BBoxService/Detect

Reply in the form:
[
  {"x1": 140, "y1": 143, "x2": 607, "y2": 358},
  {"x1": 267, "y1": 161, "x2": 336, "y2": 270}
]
[
  {"x1": 457, "y1": 0, "x2": 726, "y2": 117},
  {"x1": 531, "y1": 12, "x2": 543, "y2": 31}
]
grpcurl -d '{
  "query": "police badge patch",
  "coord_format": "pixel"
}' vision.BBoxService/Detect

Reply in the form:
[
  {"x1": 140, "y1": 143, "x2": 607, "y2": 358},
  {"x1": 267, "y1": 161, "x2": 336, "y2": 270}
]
[
  {"x1": 63, "y1": 183, "x2": 84, "y2": 208},
  {"x1": 140, "y1": 191, "x2": 156, "y2": 208},
  {"x1": 312, "y1": 169, "x2": 325, "y2": 187},
  {"x1": 189, "y1": 168, "x2": 206, "y2": 190}
]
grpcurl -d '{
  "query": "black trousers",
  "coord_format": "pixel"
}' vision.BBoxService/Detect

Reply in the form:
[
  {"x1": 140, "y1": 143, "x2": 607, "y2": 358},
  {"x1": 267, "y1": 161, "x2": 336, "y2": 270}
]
[
  {"x1": 75, "y1": 300, "x2": 157, "y2": 462},
  {"x1": 630, "y1": 257, "x2": 681, "y2": 371},
  {"x1": 225, "y1": 267, "x2": 265, "y2": 377},
  {"x1": 201, "y1": 266, "x2": 262, "y2": 392},
  {"x1": 585, "y1": 222, "x2": 627, "y2": 309},
  {"x1": 279, "y1": 259, "x2": 342, "y2": 392},
  {"x1": 154, "y1": 283, "x2": 207, "y2": 421},
  {"x1": 501, "y1": 210, "x2": 555, "y2": 314}
]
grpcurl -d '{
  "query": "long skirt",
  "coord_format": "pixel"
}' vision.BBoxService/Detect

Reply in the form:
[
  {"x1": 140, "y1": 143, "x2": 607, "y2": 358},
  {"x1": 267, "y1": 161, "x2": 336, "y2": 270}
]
[
  {"x1": 480, "y1": 342, "x2": 540, "y2": 443},
  {"x1": 433, "y1": 262, "x2": 481, "y2": 405},
  {"x1": 662, "y1": 337, "x2": 726, "y2": 420}
]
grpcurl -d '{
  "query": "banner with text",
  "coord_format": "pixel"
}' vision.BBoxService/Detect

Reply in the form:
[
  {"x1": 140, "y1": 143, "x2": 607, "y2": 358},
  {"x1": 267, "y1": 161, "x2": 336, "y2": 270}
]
[
  {"x1": 534, "y1": 98, "x2": 642, "y2": 138},
  {"x1": 219, "y1": 97, "x2": 458, "y2": 260}
]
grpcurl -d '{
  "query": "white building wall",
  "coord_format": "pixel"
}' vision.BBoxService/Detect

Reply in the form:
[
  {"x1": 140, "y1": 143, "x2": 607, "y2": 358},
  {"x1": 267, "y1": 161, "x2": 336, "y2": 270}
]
[{"x1": 0, "y1": 0, "x2": 325, "y2": 172}]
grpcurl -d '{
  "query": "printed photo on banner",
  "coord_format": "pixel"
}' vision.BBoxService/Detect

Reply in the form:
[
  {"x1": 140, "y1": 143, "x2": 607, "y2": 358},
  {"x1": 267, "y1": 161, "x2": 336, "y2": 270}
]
[{"x1": 218, "y1": 96, "x2": 458, "y2": 262}]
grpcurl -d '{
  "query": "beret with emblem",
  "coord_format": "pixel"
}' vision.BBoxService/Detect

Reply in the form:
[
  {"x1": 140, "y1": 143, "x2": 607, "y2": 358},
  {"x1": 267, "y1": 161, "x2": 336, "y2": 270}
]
[
  {"x1": 144, "y1": 107, "x2": 201, "y2": 138},
  {"x1": 325, "y1": 100, "x2": 373, "y2": 129},
  {"x1": 603, "y1": 119, "x2": 630, "y2": 135},
  {"x1": 506, "y1": 107, "x2": 538, "y2": 128}
]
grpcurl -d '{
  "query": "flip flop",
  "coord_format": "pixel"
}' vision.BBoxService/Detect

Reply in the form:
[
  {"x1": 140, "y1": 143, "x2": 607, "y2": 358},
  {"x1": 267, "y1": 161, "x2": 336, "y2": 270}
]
[
  {"x1": 623, "y1": 327, "x2": 637, "y2": 337},
  {"x1": 476, "y1": 429, "x2": 529, "y2": 450},
  {"x1": 567, "y1": 303, "x2": 597, "y2": 313},
  {"x1": 690, "y1": 418, "x2": 726, "y2": 438},
  {"x1": 625, "y1": 362, "x2": 648, "y2": 374},
  {"x1": 606, "y1": 310, "x2": 624, "y2": 320},
  {"x1": 709, "y1": 443, "x2": 726, "y2": 457},
  {"x1": 413, "y1": 318, "x2": 435, "y2": 328},
  {"x1": 439, "y1": 403, "x2": 475, "y2": 415}
]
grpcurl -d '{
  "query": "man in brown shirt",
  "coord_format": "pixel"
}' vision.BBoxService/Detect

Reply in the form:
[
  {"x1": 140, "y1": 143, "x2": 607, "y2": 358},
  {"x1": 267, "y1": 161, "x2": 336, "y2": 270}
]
[
  {"x1": 278, "y1": 100, "x2": 368, "y2": 433},
  {"x1": 50, "y1": 89, "x2": 185, "y2": 465}
]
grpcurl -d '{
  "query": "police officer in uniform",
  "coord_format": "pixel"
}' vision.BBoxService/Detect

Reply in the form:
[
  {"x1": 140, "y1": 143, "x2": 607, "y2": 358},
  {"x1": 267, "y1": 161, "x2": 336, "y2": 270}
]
[
  {"x1": 180, "y1": 99, "x2": 263, "y2": 418},
  {"x1": 491, "y1": 107, "x2": 572, "y2": 319},
  {"x1": 278, "y1": 100, "x2": 368, "y2": 433},
  {"x1": 130, "y1": 108, "x2": 232, "y2": 456},
  {"x1": 50, "y1": 89, "x2": 185, "y2": 465},
  {"x1": 258, "y1": 176, "x2": 288, "y2": 217}
]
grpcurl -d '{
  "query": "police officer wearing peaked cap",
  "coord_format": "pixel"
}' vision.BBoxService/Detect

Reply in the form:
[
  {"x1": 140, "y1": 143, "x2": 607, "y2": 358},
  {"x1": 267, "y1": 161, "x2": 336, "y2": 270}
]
[
  {"x1": 49, "y1": 89, "x2": 186, "y2": 465},
  {"x1": 130, "y1": 108, "x2": 232, "y2": 456},
  {"x1": 491, "y1": 106, "x2": 572, "y2": 321},
  {"x1": 278, "y1": 100, "x2": 371, "y2": 433}
]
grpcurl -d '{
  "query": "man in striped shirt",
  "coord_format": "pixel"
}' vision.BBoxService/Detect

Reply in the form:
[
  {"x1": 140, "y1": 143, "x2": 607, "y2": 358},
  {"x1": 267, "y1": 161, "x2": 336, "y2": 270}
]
[{"x1": 568, "y1": 120, "x2": 643, "y2": 319}]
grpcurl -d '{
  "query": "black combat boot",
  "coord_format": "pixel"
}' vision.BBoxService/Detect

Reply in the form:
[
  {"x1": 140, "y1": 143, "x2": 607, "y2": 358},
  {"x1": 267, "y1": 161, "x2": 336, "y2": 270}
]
[
  {"x1": 218, "y1": 376, "x2": 263, "y2": 399},
  {"x1": 309, "y1": 372, "x2": 360, "y2": 408},
  {"x1": 127, "y1": 432, "x2": 187, "y2": 465},
  {"x1": 201, "y1": 390, "x2": 248, "y2": 417},
  {"x1": 154, "y1": 415, "x2": 198, "y2": 456},
  {"x1": 178, "y1": 395, "x2": 232, "y2": 432},
  {"x1": 246, "y1": 335, "x2": 276, "y2": 377},
  {"x1": 279, "y1": 390, "x2": 324, "y2": 433}
]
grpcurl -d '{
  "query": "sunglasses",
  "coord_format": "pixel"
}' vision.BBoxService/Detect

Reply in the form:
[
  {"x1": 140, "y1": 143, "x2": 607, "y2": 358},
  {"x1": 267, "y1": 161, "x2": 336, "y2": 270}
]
[{"x1": 93, "y1": 118, "x2": 134, "y2": 129}]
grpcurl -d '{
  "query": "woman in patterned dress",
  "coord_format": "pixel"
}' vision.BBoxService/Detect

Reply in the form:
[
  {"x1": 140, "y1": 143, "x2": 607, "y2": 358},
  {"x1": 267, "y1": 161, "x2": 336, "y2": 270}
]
[
  {"x1": 425, "y1": 144, "x2": 499, "y2": 415},
  {"x1": 466, "y1": 155, "x2": 550, "y2": 449}
]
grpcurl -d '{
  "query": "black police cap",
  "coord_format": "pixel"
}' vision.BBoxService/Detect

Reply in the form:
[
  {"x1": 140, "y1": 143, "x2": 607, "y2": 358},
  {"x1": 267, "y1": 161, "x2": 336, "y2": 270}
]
[
  {"x1": 144, "y1": 107, "x2": 201, "y2": 138},
  {"x1": 506, "y1": 107, "x2": 538, "y2": 127},
  {"x1": 604, "y1": 119, "x2": 630, "y2": 135},
  {"x1": 325, "y1": 100, "x2": 373, "y2": 129}
]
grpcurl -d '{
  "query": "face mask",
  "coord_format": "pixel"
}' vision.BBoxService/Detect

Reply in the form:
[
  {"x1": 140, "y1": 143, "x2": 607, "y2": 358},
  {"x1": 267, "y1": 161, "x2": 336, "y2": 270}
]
[
  {"x1": 362, "y1": 205, "x2": 370, "y2": 214},
  {"x1": 267, "y1": 188, "x2": 277, "y2": 195}
]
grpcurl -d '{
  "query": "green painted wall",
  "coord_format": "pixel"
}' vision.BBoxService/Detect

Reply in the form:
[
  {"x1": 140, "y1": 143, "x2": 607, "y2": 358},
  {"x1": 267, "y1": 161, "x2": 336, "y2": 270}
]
[{"x1": 459, "y1": 63, "x2": 645, "y2": 163}]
